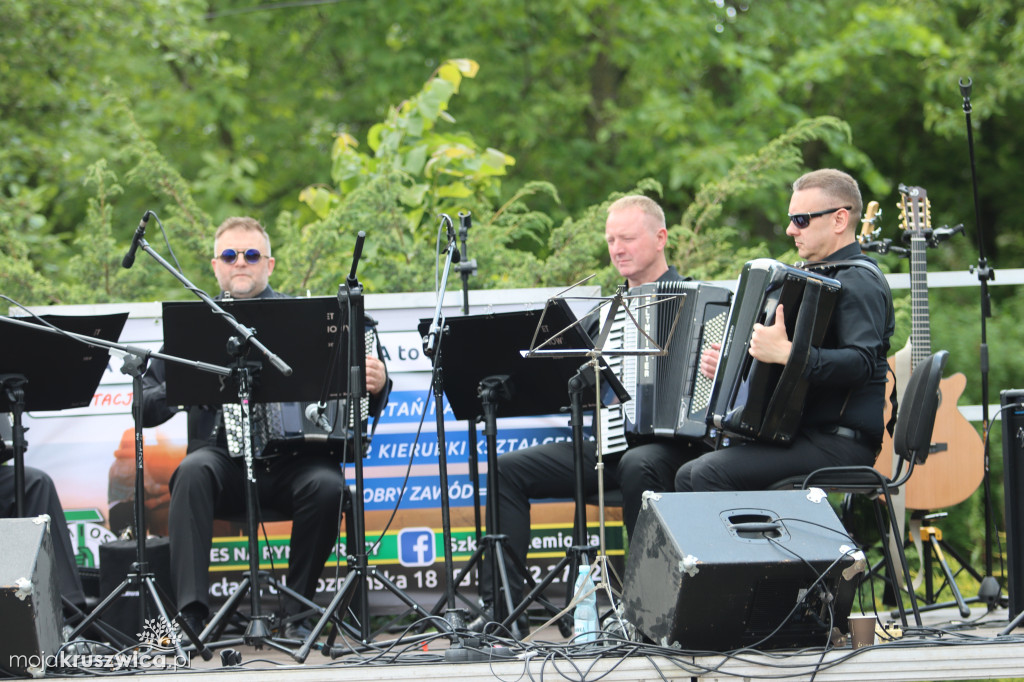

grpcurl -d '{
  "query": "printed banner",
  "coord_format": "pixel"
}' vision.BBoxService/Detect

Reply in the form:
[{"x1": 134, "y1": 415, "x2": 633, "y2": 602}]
[{"x1": 11, "y1": 288, "x2": 624, "y2": 616}]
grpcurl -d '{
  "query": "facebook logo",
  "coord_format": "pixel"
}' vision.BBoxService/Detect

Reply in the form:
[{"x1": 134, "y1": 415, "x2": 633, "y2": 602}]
[{"x1": 398, "y1": 527, "x2": 436, "y2": 567}]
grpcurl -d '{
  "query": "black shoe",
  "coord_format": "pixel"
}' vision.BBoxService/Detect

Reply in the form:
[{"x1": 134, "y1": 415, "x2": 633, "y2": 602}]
[
  {"x1": 283, "y1": 618, "x2": 313, "y2": 641},
  {"x1": 176, "y1": 611, "x2": 205, "y2": 641}
]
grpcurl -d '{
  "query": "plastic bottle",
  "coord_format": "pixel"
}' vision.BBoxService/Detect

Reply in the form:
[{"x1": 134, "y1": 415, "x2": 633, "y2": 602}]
[{"x1": 572, "y1": 563, "x2": 599, "y2": 643}]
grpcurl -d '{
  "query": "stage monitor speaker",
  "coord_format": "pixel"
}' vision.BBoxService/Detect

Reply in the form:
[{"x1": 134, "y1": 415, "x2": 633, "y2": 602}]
[
  {"x1": 623, "y1": 490, "x2": 862, "y2": 651},
  {"x1": 0, "y1": 516, "x2": 64, "y2": 678},
  {"x1": 1001, "y1": 389, "x2": 1024, "y2": 620}
]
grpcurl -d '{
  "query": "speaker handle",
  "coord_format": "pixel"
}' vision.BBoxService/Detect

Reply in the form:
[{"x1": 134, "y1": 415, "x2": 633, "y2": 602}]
[{"x1": 731, "y1": 521, "x2": 782, "y2": 534}]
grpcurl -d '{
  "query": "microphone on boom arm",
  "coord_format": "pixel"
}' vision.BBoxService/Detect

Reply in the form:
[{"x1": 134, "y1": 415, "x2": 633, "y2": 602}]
[{"x1": 121, "y1": 211, "x2": 152, "y2": 269}]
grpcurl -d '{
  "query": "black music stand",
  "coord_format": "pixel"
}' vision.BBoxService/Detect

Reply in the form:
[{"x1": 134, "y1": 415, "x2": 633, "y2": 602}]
[
  {"x1": 1, "y1": 313, "x2": 127, "y2": 516},
  {"x1": 417, "y1": 299, "x2": 629, "y2": 635},
  {"x1": 162, "y1": 296, "x2": 347, "y2": 405},
  {"x1": 161, "y1": 296, "x2": 353, "y2": 656},
  {"x1": 0, "y1": 312, "x2": 207, "y2": 654}
]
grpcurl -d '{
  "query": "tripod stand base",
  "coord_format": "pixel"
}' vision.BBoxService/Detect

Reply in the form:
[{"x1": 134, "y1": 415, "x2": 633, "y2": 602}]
[
  {"x1": 316, "y1": 563, "x2": 434, "y2": 661},
  {"x1": 200, "y1": 569, "x2": 329, "y2": 659},
  {"x1": 73, "y1": 570, "x2": 213, "y2": 661}
]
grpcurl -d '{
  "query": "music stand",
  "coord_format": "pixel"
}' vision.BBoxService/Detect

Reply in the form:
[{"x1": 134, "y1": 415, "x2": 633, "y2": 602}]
[
  {"x1": 516, "y1": 288, "x2": 684, "y2": 637},
  {"x1": 1, "y1": 312, "x2": 128, "y2": 516},
  {"x1": 161, "y1": 296, "x2": 354, "y2": 656},
  {"x1": 0, "y1": 311, "x2": 213, "y2": 655},
  {"x1": 417, "y1": 299, "x2": 630, "y2": 635},
  {"x1": 162, "y1": 296, "x2": 347, "y2": 405}
]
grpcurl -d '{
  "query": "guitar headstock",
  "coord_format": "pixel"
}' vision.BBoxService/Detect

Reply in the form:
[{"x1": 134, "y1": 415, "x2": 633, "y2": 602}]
[
  {"x1": 897, "y1": 184, "x2": 931, "y2": 236},
  {"x1": 857, "y1": 200, "x2": 881, "y2": 246}
]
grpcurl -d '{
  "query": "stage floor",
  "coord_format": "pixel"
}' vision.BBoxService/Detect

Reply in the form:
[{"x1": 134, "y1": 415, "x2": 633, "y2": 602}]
[{"x1": 36, "y1": 601, "x2": 1024, "y2": 681}]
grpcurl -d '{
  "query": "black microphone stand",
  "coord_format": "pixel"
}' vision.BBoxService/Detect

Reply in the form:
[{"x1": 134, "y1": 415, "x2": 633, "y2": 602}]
[
  {"x1": 421, "y1": 215, "x2": 485, "y2": 661},
  {"x1": 315, "y1": 232, "x2": 431, "y2": 661},
  {"x1": 453, "y1": 212, "x2": 485, "y2": 547},
  {"x1": 956, "y1": 78, "x2": 1004, "y2": 616},
  {"x1": 455, "y1": 212, "x2": 478, "y2": 316}
]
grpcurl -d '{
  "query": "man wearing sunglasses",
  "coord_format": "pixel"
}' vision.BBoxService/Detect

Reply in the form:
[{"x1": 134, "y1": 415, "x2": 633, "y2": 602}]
[
  {"x1": 141, "y1": 216, "x2": 389, "y2": 640},
  {"x1": 676, "y1": 168, "x2": 894, "y2": 493}
]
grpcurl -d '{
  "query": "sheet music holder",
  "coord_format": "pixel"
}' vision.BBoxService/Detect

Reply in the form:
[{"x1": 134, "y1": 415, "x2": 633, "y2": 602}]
[
  {"x1": 416, "y1": 298, "x2": 628, "y2": 421},
  {"x1": 0, "y1": 311, "x2": 128, "y2": 605},
  {"x1": 0, "y1": 312, "x2": 129, "y2": 412},
  {"x1": 162, "y1": 296, "x2": 347, "y2": 406},
  {"x1": 526, "y1": 289, "x2": 686, "y2": 361},
  {"x1": 511, "y1": 288, "x2": 686, "y2": 635}
]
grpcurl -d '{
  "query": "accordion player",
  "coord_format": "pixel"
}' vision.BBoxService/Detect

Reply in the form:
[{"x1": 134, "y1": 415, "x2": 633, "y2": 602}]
[{"x1": 706, "y1": 258, "x2": 842, "y2": 445}]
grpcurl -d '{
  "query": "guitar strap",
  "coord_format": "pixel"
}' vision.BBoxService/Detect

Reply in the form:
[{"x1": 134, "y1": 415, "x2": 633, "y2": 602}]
[{"x1": 799, "y1": 257, "x2": 898, "y2": 438}]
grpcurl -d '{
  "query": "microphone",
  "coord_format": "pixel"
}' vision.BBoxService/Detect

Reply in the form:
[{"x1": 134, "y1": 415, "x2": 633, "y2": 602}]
[
  {"x1": 346, "y1": 230, "x2": 366, "y2": 289},
  {"x1": 121, "y1": 211, "x2": 152, "y2": 269},
  {"x1": 304, "y1": 402, "x2": 332, "y2": 433}
]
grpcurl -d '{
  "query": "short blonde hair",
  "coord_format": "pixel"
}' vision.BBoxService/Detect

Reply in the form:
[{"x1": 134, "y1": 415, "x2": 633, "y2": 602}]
[{"x1": 607, "y1": 195, "x2": 666, "y2": 233}]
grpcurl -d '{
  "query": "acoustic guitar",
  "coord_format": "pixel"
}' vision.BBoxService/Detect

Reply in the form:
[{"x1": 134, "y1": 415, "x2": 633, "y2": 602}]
[{"x1": 872, "y1": 185, "x2": 984, "y2": 510}]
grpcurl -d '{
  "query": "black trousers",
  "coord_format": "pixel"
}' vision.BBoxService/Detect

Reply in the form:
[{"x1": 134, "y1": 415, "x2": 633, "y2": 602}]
[
  {"x1": 674, "y1": 429, "x2": 876, "y2": 492},
  {"x1": 167, "y1": 447, "x2": 345, "y2": 616},
  {"x1": 478, "y1": 437, "x2": 703, "y2": 605},
  {"x1": 0, "y1": 465, "x2": 86, "y2": 609}
]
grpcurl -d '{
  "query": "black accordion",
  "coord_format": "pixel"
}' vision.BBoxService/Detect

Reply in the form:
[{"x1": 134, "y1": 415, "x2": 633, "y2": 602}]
[
  {"x1": 600, "y1": 281, "x2": 733, "y2": 453},
  {"x1": 223, "y1": 399, "x2": 356, "y2": 461},
  {"x1": 707, "y1": 259, "x2": 841, "y2": 445},
  {"x1": 223, "y1": 326, "x2": 376, "y2": 461}
]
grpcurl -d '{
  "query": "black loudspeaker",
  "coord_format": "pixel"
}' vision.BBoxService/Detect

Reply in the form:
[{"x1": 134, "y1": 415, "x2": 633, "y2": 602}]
[
  {"x1": 623, "y1": 490, "x2": 861, "y2": 651},
  {"x1": 0, "y1": 516, "x2": 63, "y2": 677},
  {"x1": 99, "y1": 536, "x2": 173, "y2": 636},
  {"x1": 1001, "y1": 389, "x2": 1024, "y2": 620}
]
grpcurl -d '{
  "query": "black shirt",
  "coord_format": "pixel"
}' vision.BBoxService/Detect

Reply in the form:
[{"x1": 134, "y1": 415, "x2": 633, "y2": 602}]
[{"x1": 799, "y1": 243, "x2": 895, "y2": 445}]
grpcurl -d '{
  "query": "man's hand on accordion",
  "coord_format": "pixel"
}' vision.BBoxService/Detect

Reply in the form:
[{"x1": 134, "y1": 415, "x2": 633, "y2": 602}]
[
  {"x1": 700, "y1": 343, "x2": 721, "y2": 380},
  {"x1": 366, "y1": 356, "x2": 387, "y2": 396},
  {"x1": 749, "y1": 304, "x2": 792, "y2": 366}
]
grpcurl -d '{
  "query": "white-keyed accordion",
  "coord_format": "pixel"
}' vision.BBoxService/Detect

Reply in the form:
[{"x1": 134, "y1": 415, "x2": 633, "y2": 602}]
[
  {"x1": 706, "y1": 258, "x2": 842, "y2": 445},
  {"x1": 599, "y1": 281, "x2": 733, "y2": 455}
]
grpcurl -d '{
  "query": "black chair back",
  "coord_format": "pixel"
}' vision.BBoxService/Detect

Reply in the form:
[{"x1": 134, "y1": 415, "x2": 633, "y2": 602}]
[{"x1": 892, "y1": 349, "x2": 947, "y2": 479}]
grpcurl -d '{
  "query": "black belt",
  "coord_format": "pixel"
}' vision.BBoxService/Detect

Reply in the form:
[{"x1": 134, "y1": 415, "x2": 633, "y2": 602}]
[{"x1": 820, "y1": 425, "x2": 879, "y2": 451}]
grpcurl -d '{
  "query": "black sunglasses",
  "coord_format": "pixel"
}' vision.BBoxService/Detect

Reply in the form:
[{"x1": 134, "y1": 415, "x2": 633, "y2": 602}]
[
  {"x1": 217, "y1": 248, "x2": 267, "y2": 265},
  {"x1": 787, "y1": 206, "x2": 852, "y2": 229}
]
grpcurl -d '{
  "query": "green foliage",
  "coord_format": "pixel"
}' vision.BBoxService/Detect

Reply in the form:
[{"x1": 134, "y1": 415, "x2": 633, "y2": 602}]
[
  {"x1": 673, "y1": 117, "x2": 859, "y2": 280},
  {"x1": 274, "y1": 59, "x2": 550, "y2": 295},
  {"x1": 0, "y1": 190, "x2": 59, "y2": 305},
  {"x1": 5, "y1": 0, "x2": 1024, "y2": 583}
]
